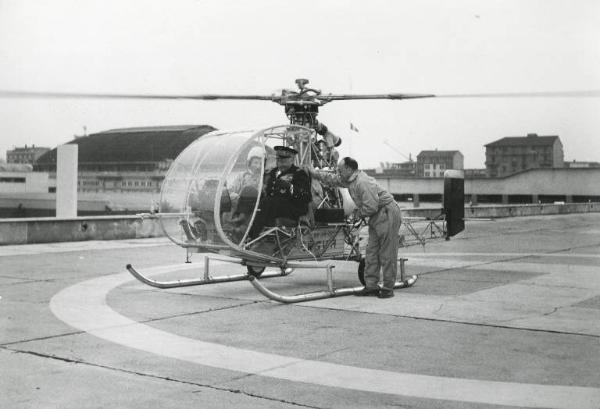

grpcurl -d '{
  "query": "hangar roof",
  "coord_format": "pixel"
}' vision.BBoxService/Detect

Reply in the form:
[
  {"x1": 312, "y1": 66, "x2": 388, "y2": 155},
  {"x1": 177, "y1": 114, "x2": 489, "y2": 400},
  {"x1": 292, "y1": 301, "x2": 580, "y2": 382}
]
[{"x1": 34, "y1": 125, "x2": 216, "y2": 169}]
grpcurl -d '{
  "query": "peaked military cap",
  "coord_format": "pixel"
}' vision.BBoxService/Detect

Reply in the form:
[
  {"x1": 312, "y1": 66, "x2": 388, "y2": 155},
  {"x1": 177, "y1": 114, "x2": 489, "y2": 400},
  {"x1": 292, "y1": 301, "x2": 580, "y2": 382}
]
[{"x1": 274, "y1": 145, "x2": 298, "y2": 158}]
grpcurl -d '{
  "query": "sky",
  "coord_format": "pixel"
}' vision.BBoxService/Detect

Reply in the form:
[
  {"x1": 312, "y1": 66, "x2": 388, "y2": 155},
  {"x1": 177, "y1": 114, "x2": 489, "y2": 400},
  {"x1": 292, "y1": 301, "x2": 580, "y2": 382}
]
[{"x1": 0, "y1": 0, "x2": 599, "y2": 168}]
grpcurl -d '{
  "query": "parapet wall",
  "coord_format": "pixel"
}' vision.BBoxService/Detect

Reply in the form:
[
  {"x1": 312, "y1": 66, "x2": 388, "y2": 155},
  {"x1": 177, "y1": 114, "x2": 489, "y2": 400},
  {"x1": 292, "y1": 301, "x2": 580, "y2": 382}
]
[
  {"x1": 462, "y1": 202, "x2": 599, "y2": 219},
  {"x1": 403, "y1": 202, "x2": 600, "y2": 219},
  {"x1": 1, "y1": 202, "x2": 599, "y2": 245},
  {"x1": 0, "y1": 215, "x2": 165, "y2": 245}
]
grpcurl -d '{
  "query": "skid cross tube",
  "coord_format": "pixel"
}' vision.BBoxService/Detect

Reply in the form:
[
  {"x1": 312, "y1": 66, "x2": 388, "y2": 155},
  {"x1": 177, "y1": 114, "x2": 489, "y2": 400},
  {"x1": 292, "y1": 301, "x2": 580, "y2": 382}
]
[{"x1": 126, "y1": 256, "x2": 291, "y2": 289}]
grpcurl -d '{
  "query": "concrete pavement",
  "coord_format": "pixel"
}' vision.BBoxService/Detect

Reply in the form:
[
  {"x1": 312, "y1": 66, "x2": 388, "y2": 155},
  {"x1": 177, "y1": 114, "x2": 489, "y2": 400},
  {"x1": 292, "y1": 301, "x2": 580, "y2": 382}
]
[{"x1": 1, "y1": 213, "x2": 599, "y2": 408}]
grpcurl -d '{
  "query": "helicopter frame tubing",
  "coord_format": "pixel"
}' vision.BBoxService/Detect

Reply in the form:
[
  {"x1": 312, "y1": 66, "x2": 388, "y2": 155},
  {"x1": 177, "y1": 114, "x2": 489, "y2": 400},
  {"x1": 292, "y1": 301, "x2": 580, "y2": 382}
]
[{"x1": 399, "y1": 215, "x2": 448, "y2": 247}]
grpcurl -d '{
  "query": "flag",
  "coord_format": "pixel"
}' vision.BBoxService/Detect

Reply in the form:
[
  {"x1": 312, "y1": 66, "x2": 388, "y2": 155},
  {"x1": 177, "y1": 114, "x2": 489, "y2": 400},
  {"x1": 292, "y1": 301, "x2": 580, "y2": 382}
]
[{"x1": 349, "y1": 122, "x2": 359, "y2": 132}]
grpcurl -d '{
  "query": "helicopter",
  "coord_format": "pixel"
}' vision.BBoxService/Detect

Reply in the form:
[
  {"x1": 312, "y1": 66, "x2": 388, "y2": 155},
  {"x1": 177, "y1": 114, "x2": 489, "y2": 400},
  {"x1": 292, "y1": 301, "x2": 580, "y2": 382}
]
[{"x1": 4, "y1": 78, "x2": 574, "y2": 303}]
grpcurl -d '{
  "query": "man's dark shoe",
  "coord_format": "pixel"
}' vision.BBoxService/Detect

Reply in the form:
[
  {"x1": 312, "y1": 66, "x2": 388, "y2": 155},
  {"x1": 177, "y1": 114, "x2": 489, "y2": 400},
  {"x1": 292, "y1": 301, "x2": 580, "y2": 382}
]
[
  {"x1": 355, "y1": 288, "x2": 379, "y2": 297},
  {"x1": 377, "y1": 290, "x2": 394, "y2": 299}
]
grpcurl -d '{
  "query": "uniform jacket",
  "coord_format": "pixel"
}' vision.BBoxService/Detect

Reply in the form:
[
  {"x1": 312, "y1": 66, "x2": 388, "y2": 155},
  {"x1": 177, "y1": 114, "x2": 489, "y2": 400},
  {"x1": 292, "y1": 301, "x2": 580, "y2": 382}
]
[{"x1": 264, "y1": 164, "x2": 312, "y2": 210}]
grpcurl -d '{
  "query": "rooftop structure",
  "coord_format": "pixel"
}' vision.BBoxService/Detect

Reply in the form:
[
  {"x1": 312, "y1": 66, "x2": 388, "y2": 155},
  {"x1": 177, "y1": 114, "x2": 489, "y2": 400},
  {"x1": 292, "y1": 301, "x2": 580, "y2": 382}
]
[
  {"x1": 7, "y1": 145, "x2": 50, "y2": 165},
  {"x1": 484, "y1": 133, "x2": 564, "y2": 177},
  {"x1": 416, "y1": 150, "x2": 464, "y2": 178}
]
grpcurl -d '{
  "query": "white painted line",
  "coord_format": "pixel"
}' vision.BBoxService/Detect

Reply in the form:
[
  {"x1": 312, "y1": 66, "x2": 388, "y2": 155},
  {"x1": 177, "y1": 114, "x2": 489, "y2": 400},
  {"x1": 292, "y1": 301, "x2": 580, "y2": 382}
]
[{"x1": 50, "y1": 267, "x2": 600, "y2": 409}]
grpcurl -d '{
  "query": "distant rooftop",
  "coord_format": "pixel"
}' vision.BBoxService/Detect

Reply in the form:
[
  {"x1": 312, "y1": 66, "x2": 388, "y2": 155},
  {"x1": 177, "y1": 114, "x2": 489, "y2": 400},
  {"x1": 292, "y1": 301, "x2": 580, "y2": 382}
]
[
  {"x1": 417, "y1": 150, "x2": 462, "y2": 157},
  {"x1": 8, "y1": 145, "x2": 50, "y2": 152},
  {"x1": 485, "y1": 133, "x2": 560, "y2": 147},
  {"x1": 101, "y1": 125, "x2": 206, "y2": 134}
]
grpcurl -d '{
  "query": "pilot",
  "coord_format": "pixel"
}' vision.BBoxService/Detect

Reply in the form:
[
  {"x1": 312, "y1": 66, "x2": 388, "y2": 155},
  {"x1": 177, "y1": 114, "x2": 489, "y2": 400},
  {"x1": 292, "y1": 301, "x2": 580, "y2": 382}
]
[{"x1": 249, "y1": 145, "x2": 311, "y2": 237}]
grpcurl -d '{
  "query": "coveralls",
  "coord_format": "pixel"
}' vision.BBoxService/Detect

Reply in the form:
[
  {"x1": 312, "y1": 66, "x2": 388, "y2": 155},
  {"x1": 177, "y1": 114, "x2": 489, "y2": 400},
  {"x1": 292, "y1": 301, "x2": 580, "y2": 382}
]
[{"x1": 314, "y1": 170, "x2": 402, "y2": 291}]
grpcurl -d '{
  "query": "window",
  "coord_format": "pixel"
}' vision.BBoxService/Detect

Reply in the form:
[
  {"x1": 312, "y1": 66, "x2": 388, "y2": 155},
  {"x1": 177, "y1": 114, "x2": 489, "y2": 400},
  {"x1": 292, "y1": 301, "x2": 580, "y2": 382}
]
[{"x1": 0, "y1": 177, "x2": 26, "y2": 183}]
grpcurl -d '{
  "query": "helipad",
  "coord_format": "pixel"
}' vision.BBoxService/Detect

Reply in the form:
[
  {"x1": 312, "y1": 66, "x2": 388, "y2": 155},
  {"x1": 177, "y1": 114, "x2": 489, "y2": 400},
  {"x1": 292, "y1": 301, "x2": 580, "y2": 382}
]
[{"x1": 2, "y1": 213, "x2": 600, "y2": 408}]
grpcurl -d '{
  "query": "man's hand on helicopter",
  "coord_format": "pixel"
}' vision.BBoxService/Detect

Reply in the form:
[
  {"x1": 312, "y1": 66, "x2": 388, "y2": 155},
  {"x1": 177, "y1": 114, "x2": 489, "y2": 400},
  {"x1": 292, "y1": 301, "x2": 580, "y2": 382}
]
[{"x1": 352, "y1": 208, "x2": 364, "y2": 221}]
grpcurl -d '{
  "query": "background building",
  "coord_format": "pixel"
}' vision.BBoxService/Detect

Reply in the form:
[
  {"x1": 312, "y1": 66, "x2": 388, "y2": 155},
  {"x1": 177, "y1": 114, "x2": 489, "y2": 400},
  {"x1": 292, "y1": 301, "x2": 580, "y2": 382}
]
[
  {"x1": 416, "y1": 150, "x2": 463, "y2": 178},
  {"x1": 464, "y1": 168, "x2": 488, "y2": 178},
  {"x1": 377, "y1": 160, "x2": 416, "y2": 177},
  {"x1": 7, "y1": 145, "x2": 50, "y2": 165},
  {"x1": 0, "y1": 163, "x2": 48, "y2": 194},
  {"x1": 34, "y1": 125, "x2": 216, "y2": 193},
  {"x1": 564, "y1": 160, "x2": 600, "y2": 168},
  {"x1": 485, "y1": 133, "x2": 564, "y2": 177}
]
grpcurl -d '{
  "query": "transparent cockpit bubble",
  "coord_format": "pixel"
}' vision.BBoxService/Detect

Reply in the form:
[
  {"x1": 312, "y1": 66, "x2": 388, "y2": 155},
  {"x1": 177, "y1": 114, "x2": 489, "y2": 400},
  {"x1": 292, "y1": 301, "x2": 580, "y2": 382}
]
[{"x1": 158, "y1": 125, "x2": 313, "y2": 250}]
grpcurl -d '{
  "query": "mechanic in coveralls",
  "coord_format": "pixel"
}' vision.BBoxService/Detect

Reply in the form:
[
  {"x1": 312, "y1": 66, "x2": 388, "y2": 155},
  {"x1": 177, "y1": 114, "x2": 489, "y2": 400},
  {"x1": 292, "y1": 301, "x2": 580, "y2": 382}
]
[
  {"x1": 249, "y1": 145, "x2": 312, "y2": 238},
  {"x1": 307, "y1": 157, "x2": 402, "y2": 298}
]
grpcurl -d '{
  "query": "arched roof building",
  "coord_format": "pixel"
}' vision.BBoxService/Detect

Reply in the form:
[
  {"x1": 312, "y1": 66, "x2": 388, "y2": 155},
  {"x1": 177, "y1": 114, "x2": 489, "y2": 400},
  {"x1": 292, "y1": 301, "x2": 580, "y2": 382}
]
[
  {"x1": 34, "y1": 125, "x2": 216, "y2": 172},
  {"x1": 33, "y1": 125, "x2": 216, "y2": 195}
]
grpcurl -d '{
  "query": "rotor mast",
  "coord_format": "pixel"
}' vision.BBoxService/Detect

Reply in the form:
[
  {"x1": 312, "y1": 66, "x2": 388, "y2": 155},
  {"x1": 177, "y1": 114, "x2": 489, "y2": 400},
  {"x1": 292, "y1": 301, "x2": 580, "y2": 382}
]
[{"x1": 283, "y1": 79, "x2": 322, "y2": 129}]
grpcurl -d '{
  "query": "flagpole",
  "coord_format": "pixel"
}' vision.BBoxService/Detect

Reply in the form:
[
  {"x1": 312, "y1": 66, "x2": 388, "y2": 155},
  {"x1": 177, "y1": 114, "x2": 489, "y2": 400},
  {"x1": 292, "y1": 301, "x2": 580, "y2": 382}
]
[
  {"x1": 348, "y1": 123, "x2": 352, "y2": 156},
  {"x1": 349, "y1": 122, "x2": 359, "y2": 156}
]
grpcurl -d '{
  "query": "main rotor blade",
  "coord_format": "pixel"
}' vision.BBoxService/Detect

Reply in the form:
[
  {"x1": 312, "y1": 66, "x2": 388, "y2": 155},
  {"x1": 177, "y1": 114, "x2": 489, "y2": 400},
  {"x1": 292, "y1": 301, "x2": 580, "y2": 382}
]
[
  {"x1": 322, "y1": 90, "x2": 600, "y2": 101},
  {"x1": 2, "y1": 89, "x2": 598, "y2": 103},
  {"x1": 320, "y1": 93, "x2": 435, "y2": 101},
  {"x1": 436, "y1": 90, "x2": 600, "y2": 98},
  {"x1": 0, "y1": 90, "x2": 278, "y2": 101}
]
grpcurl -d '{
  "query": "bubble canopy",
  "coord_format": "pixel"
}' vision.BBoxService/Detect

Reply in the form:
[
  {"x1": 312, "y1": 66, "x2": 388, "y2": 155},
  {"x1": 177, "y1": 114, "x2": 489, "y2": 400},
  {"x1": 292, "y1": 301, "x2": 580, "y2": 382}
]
[{"x1": 158, "y1": 125, "x2": 314, "y2": 252}]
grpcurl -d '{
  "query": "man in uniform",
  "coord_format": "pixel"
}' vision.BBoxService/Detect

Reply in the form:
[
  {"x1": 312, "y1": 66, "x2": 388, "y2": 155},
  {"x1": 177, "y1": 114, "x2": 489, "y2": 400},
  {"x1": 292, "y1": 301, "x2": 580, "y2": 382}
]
[
  {"x1": 249, "y1": 146, "x2": 311, "y2": 237},
  {"x1": 307, "y1": 157, "x2": 402, "y2": 298}
]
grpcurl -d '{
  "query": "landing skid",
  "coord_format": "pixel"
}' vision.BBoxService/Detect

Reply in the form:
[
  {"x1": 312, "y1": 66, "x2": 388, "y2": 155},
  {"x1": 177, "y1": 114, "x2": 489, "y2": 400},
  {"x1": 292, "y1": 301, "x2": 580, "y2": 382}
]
[
  {"x1": 126, "y1": 256, "x2": 291, "y2": 289},
  {"x1": 127, "y1": 256, "x2": 417, "y2": 304},
  {"x1": 249, "y1": 264, "x2": 417, "y2": 304}
]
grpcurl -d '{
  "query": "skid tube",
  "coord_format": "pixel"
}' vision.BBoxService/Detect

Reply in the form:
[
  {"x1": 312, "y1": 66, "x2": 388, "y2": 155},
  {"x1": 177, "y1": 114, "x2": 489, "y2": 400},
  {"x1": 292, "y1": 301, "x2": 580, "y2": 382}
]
[
  {"x1": 126, "y1": 256, "x2": 291, "y2": 289},
  {"x1": 249, "y1": 261, "x2": 418, "y2": 303}
]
